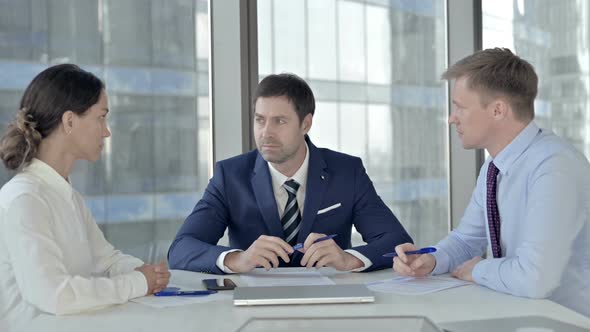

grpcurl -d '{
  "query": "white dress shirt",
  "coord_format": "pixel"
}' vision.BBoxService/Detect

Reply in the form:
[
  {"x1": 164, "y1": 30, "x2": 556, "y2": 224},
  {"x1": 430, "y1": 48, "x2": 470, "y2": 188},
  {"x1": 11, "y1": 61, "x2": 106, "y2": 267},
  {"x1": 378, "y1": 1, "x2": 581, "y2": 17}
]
[
  {"x1": 0, "y1": 159, "x2": 147, "y2": 332},
  {"x1": 216, "y1": 143, "x2": 371, "y2": 272},
  {"x1": 431, "y1": 122, "x2": 590, "y2": 317}
]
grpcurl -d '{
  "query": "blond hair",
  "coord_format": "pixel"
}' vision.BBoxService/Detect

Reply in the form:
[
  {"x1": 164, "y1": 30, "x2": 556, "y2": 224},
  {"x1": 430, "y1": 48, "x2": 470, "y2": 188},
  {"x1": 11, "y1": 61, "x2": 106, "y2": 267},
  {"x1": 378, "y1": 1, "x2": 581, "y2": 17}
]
[{"x1": 442, "y1": 48, "x2": 538, "y2": 121}]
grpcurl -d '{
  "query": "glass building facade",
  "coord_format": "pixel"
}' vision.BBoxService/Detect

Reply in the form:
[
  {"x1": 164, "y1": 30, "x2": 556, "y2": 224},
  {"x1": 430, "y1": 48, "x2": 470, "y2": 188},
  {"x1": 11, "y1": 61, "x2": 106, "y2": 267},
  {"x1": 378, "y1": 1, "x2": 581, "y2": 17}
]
[
  {"x1": 258, "y1": 0, "x2": 450, "y2": 246},
  {"x1": 484, "y1": 0, "x2": 590, "y2": 159},
  {"x1": 0, "y1": 0, "x2": 210, "y2": 262},
  {"x1": 2, "y1": 0, "x2": 589, "y2": 262}
]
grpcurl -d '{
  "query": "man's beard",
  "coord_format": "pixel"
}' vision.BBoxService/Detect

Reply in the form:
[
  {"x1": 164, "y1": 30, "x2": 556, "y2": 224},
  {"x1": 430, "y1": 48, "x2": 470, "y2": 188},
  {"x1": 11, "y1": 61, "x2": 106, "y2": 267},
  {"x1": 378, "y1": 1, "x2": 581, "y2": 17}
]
[{"x1": 259, "y1": 145, "x2": 297, "y2": 164}]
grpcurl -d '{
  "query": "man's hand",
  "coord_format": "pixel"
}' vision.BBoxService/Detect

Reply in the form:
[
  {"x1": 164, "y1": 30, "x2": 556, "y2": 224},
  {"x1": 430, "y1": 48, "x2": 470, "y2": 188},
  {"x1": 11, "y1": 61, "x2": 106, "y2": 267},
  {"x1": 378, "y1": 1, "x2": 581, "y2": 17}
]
[
  {"x1": 392, "y1": 243, "x2": 436, "y2": 277},
  {"x1": 224, "y1": 235, "x2": 294, "y2": 273},
  {"x1": 451, "y1": 256, "x2": 483, "y2": 282},
  {"x1": 299, "y1": 233, "x2": 364, "y2": 271},
  {"x1": 135, "y1": 261, "x2": 171, "y2": 294}
]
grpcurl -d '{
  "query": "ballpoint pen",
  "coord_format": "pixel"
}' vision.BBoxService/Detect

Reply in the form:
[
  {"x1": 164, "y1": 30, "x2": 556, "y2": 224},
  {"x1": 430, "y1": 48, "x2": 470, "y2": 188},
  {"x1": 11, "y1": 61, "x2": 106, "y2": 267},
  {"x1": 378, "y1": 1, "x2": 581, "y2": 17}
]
[
  {"x1": 254, "y1": 235, "x2": 339, "y2": 267},
  {"x1": 382, "y1": 247, "x2": 437, "y2": 258},
  {"x1": 154, "y1": 289, "x2": 217, "y2": 297},
  {"x1": 292, "y1": 234, "x2": 338, "y2": 251}
]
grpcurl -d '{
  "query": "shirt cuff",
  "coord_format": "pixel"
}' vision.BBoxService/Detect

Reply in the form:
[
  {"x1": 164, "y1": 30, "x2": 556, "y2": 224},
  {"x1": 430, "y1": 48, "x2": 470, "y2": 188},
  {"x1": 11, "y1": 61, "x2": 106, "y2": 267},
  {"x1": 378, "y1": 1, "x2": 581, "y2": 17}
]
[
  {"x1": 216, "y1": 249, "x2": 243, "y2": 274},
  {"x1": 129, "y1": 270, "x2": 149, "y2": 299},
  {"x1": 471, "y1": 259, "x2": 489, "y2": 285},
  {"x1": 344, "y1": 249, "x2": 372, "y2": 272},
  {"x1": 431, "y1": 247, "x2": 450, "y2": 275}
]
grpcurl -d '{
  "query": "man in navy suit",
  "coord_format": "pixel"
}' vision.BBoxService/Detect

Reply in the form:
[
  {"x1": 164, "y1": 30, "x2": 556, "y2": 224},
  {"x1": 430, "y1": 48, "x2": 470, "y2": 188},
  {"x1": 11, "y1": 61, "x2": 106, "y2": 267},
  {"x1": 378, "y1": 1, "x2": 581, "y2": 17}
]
[{"x1": 168, "y1": 73, "x2": 412, "y2": 274}]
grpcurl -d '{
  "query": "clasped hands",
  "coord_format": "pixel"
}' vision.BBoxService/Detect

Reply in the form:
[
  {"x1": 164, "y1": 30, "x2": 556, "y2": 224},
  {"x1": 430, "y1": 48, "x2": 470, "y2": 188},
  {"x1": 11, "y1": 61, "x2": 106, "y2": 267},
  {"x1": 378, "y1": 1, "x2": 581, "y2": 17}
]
[
  {"x1": 224, "y1": 233, "x2": 364, "y2": 273},
  {"x1": 135, "y1": 261, "x2": 171, "y2": 295}
]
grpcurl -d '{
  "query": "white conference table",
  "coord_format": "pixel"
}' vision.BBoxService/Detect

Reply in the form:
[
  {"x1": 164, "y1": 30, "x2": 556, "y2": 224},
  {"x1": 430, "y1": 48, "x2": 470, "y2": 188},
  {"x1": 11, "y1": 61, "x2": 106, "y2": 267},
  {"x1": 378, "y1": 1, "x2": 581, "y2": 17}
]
[{"x1": 27, "y1": 269, "x2": 590, "y2": 332}]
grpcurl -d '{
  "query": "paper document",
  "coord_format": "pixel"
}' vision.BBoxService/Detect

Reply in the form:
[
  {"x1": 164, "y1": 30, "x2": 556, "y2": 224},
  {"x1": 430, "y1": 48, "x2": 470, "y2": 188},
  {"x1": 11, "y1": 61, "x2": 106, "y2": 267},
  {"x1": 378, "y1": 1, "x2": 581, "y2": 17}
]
[
  {"x1": 131, "y1": 284, "x2": 232, "y2": 308},
  {"x1": 240, "y1": 267, "x2": 337, "y2": 287},
  {"x1": 367, "y1": 275, "x2": 471, "y2": 295}
]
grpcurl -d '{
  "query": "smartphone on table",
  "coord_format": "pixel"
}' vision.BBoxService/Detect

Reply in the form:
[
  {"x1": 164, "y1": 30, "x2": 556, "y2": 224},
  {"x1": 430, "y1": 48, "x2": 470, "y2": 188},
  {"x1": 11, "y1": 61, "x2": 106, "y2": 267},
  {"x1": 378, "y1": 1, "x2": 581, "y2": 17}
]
[{"x1": 202, "y1": 278, "x2": 237, "y2": 291}]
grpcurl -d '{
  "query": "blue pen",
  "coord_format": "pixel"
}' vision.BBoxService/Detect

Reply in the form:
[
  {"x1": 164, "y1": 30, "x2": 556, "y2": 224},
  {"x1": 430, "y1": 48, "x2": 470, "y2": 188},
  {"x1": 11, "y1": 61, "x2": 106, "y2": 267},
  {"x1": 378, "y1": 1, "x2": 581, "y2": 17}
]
[
  {"x1": 154, "y1": 289, "x2": 217, "y2": 297},
  {"x1": 382, "y1": 247, "x2": 436, "y2": 258},
  {"x1": 292, "y1": 234, "x2": 338, "y2": 251}
]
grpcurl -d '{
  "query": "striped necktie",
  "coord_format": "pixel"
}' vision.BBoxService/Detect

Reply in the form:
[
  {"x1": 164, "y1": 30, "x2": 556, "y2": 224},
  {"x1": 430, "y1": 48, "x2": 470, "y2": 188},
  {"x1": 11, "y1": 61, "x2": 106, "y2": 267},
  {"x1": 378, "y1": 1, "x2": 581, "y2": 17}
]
[
  {"x1": 486, "y1": 161, "x2": 502, "y2": 258},
  {"x1": 281, "y1": 179, "x2": 301, "y2": 246}
]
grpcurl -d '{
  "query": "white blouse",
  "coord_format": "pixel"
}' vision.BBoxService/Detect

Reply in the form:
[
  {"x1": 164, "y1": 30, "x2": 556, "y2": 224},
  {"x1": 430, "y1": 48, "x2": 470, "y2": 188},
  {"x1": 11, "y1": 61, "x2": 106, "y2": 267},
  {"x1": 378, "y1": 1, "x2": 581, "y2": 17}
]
[{"x1": 0, "y1": 159, "x2": 147, "y2": 332}]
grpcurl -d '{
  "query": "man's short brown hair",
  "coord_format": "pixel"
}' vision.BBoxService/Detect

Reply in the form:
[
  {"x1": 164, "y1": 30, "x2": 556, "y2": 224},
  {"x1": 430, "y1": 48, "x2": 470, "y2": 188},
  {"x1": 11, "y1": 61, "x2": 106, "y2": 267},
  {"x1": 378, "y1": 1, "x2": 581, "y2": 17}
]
[
  {"x1": 442, "y1": 48, "x2": 538, "y2": 121},
  {"x1": 253, "y1": 73, "x2": 315, "y2": 123}
]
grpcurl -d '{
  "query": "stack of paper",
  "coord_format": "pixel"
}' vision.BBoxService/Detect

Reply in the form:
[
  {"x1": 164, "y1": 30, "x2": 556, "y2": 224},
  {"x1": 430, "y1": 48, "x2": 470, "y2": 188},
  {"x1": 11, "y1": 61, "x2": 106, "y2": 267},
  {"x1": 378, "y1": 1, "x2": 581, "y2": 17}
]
[
  {"x1": 240, "y1": 267, "x2": 336, "y2": 287},
  {"x1": 367, "y1": 276, "x2": 471, "y2": 295}
]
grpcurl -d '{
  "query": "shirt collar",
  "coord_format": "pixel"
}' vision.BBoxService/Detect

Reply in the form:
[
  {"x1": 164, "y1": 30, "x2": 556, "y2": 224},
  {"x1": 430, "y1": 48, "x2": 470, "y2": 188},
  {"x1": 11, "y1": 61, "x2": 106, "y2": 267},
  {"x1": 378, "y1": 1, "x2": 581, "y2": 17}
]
[
  {"x1": 268, "y1": 142, "x2": 309, "y2": 193},
  {"x1": 24, "y1": 158, "x2": 73, "y2": 200},
  {"x1": 492, "y1": 121, "x2": 540, "y2": 175}
]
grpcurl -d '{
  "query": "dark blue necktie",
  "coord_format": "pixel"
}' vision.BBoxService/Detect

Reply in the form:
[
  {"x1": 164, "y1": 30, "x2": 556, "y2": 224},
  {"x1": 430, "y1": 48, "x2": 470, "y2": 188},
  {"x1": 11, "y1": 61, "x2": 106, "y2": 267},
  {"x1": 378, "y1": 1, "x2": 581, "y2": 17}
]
[
  {"x1": 486, "y1": 161, "x2": 502, "y2": 258},
  {"x1": 281, "y1": 179, "x2": 301, "y2": 246}
]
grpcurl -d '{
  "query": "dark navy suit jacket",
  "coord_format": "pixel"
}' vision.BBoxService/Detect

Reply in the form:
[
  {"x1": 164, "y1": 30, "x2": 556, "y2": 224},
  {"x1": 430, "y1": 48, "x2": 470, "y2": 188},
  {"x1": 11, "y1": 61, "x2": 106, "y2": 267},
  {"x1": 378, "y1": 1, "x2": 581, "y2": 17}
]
[{"x1": 168, "y1": 137, "x2": 412, "y2": 274}]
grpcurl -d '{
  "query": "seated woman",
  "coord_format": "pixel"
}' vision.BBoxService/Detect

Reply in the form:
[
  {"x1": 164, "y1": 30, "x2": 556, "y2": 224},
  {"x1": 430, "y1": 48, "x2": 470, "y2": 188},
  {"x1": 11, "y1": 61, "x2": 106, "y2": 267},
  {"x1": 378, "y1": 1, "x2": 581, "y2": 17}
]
[{"x1": 0, "y1": 64, "x2": 170, "y2": 331}]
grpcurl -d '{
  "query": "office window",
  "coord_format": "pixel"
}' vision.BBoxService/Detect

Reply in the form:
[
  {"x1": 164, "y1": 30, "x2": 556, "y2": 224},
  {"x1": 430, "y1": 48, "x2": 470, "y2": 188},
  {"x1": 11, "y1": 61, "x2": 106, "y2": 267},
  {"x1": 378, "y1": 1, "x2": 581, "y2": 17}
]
[
  {"x1": 0, "y1": 0, "x2": 210, "y2": 262},
  {"x1": 483, "y1": 0, "x2": 590, "y2": 158},
  {"x1": 258, "y1": 0, "x2": 449, "y2": 246},
  {"x1": 338, "y1": 1, "x2": 366, "y2": 82},
  {"x1": 308, "y1": 0, "x2": 338, "y2": 80}
]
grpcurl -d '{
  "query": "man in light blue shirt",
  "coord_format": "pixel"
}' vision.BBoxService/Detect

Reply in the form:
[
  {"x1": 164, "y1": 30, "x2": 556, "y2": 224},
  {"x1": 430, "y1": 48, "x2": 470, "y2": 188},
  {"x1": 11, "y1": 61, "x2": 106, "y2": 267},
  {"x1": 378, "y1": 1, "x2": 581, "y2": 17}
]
[{"x1": 393, "y1": 48, "x2": 590, "y2": 317}]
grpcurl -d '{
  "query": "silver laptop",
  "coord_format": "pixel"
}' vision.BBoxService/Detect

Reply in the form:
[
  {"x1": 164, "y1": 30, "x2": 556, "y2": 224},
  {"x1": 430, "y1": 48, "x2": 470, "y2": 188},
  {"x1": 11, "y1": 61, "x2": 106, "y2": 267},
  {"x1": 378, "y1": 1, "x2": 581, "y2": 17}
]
[{"x1": 233, "y1": 284, "x2": 375, "y2": 306}]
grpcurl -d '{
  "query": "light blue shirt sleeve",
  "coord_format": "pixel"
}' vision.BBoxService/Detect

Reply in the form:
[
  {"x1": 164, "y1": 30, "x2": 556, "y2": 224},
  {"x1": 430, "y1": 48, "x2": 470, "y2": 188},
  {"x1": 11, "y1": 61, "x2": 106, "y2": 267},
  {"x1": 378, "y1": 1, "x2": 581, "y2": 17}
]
[
  {"x1": 430, "y1": 122, "x2": 590, "y2": 316},
  {"x1": 431, "y1": 170, "x2": 488, "y2": 275},
  {"x1": 472, "y1": 154, "x2": 584, "y2": 298}
]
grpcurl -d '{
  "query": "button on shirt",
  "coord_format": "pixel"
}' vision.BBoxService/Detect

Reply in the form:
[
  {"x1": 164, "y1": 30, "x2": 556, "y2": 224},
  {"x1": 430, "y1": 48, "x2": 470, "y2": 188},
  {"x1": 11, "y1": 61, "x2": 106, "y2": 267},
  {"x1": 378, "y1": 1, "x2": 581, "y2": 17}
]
[
  {"x1": 0, "y1": 159, "x2": 148, "y2": 332},
  {"x1": 216, "y1": 143, "x2": 372, "y2": 272},
  {"x1": 431, "y1": 121, "x2": 590, "y2": 317}
]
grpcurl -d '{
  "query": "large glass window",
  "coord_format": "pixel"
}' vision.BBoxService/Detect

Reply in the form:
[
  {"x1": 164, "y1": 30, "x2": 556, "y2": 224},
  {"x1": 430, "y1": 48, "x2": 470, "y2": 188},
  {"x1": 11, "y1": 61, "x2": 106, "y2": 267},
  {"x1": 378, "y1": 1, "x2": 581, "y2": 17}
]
[
  {"x1": 258, "y1": 0, "x2": 449, "y2": 246},
  {"x1": 0, "y1": 0, "x2": 210, "y2": 262},
  {"x1": 483, "y1": 0, "x2": 590, "y2": 158}
]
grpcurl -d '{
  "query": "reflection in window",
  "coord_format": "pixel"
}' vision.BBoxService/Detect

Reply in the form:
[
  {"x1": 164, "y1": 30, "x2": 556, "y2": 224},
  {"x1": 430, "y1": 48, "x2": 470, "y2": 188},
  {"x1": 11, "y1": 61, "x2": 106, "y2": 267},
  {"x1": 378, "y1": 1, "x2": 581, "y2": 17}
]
[
  {"x1": 258, "y1": 0, "x2": 449, "y2": 246},
  {"x1": 483, "y1": 0, "x2": 590, "y2": 158},
  {"x1": 0, "y1": 0, "x2": 210, "y2": 262},
  {"x1": 308, "y1": 0, "x2": 338, "y2": 80},
  {"x1": 340, "y1": 103, "x2": 368, "y2": 161},
  {"x1": 310, "y1": 102, "x2": 339, "y2": 148},
  {"x1": 274, "y1": 1, "x2": 306, "y2": 76},
  {"x1": 338, "y1": 1, "x2": 366, "y2": 82}
]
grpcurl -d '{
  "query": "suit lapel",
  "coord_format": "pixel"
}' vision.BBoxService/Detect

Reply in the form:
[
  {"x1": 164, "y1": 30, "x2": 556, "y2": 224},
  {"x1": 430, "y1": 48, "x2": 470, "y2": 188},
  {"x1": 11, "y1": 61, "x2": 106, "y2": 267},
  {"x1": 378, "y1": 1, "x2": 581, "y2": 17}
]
[
  {"x1": 298, "y1": 138, "x2": 329, "y2": 243},
  {"x1": 251, "y1": 154, "x2": 284, "y2": 237}
]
